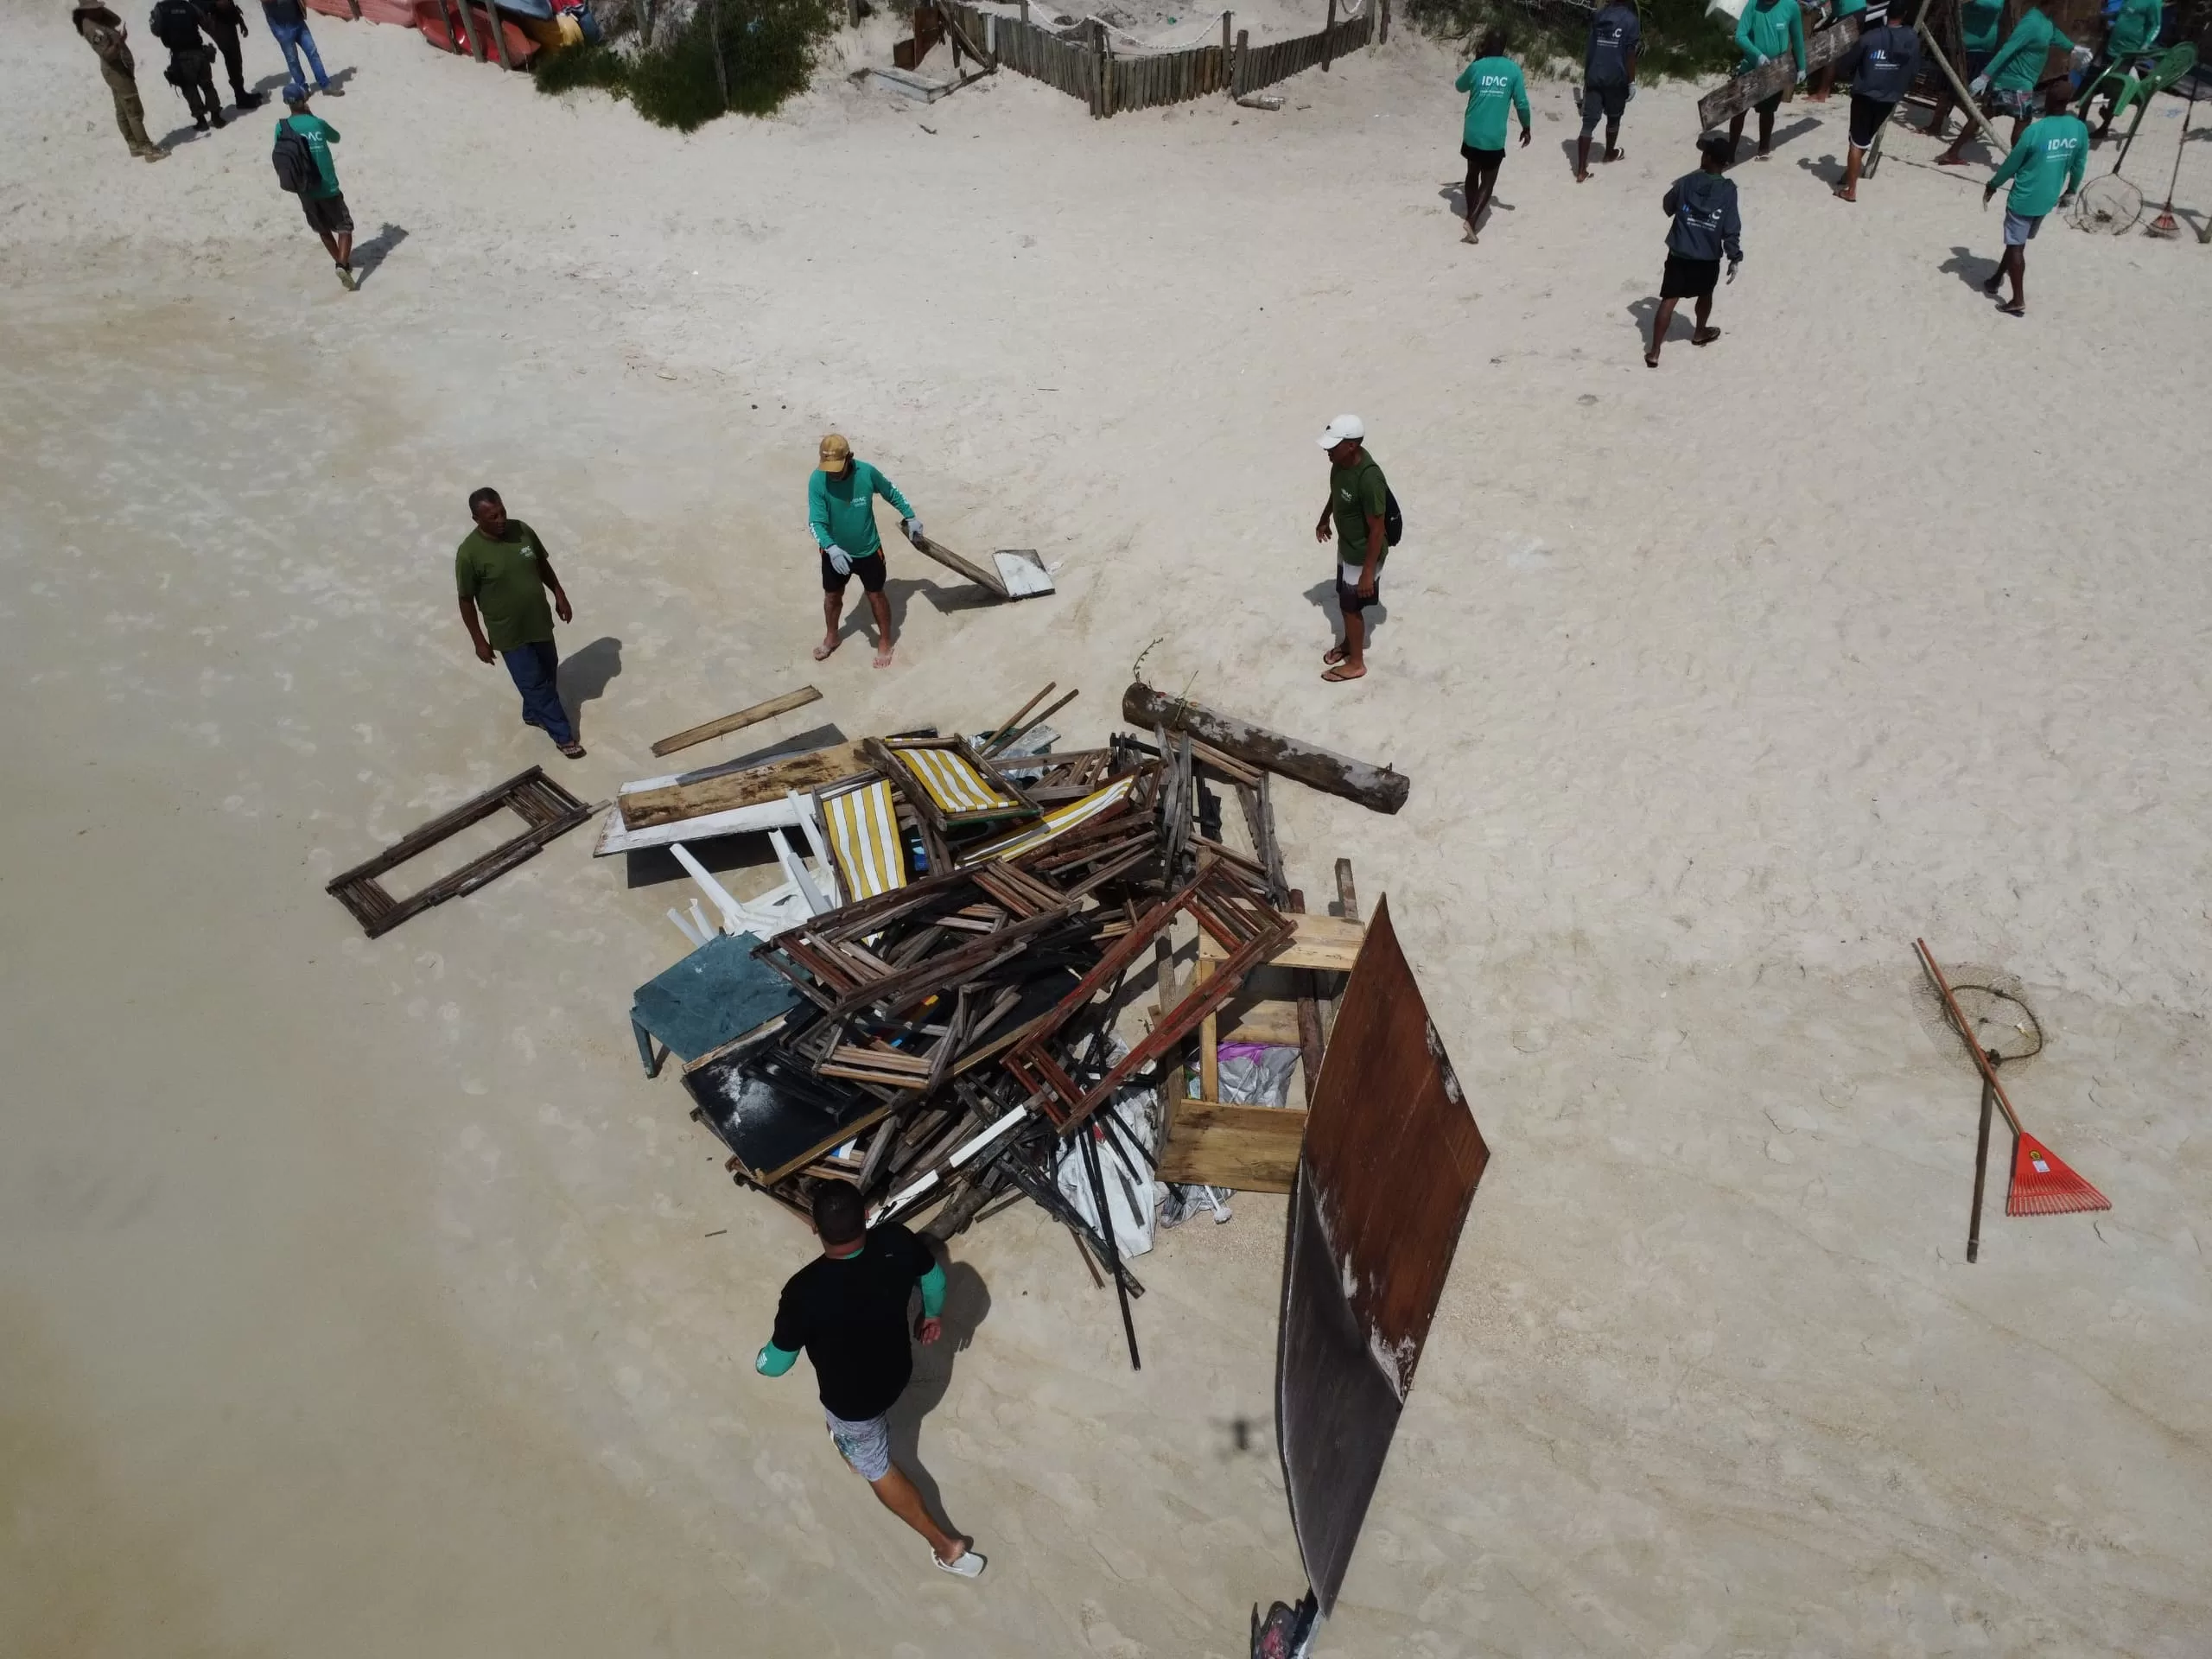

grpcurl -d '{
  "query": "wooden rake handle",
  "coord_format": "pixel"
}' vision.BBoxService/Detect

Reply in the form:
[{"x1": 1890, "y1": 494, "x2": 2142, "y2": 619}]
[{"x1": 1914, "y1": 938, "x2": 2024, "y2": 1137}]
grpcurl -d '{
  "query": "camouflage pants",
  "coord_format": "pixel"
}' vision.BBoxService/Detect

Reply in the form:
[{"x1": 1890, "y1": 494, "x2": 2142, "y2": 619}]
[{"x1": 101, "y1": 61, "x2": 156, "y2": 156}]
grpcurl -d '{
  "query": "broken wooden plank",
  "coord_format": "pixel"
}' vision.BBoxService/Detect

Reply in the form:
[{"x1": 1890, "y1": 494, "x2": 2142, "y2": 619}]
[
  {"x1": 652, "y1": 685, "x2": 822, "y2": 759},
  {"x1": 617, "y1": 742, "x2": 870, "y2": 831},
  {"x1": 1696, "y1": 14, "x2": 1856, "y2": 130},
  {"x1": 1158, "y1": 1100, "x2": 1306, "y2": 1192},
  {"x1": 1124, "y1": 681, "x2": 1409, "y2": 815},
  {"x1": 909, "y1": 531, "x2": 1010, "y2": 597}
]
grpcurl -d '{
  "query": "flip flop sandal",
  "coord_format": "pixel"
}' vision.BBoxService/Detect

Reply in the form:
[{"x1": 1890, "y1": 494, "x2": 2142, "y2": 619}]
[
  {"x1": 1321, "y1": 664, "x2": 1366, "y2": 683},
  {"x1": 1323, "y1": 645, "x2": 1349, "y2": 665},
  {"x1": 1693, "y1": 328, "x2": 1721, "y2": 346},
  {"x1": 1995, "y1": 302, "x2": 2024, "y2": 317},
  {"x1": 557, "y1": 741, "x2": 587, "y2": 758}
]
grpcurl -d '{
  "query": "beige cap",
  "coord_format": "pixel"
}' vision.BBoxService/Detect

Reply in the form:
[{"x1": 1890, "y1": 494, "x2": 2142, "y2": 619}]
[{"x1": 818, "y1": 432, "x2": 853, "y2": 470}]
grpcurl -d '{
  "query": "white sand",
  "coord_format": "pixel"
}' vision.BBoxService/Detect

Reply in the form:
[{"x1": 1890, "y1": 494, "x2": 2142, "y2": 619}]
[{"x1": 4, "y1": 9, "x2": 2211, "y2": 1656}]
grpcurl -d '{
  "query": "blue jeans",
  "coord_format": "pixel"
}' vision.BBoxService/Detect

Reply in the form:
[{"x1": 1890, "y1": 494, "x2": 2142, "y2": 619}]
[
  {"x1": 501, "y1": 639, "x2": 575, "y2": 746},
  {"x1": 270, "y1": 20, "x2": 330, "y2": 92}
]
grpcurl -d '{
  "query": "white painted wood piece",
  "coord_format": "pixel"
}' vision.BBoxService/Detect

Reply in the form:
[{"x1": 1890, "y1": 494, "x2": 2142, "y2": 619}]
[{"x1": 993, "y1": 549, "x2": 1055, "y2": 598}]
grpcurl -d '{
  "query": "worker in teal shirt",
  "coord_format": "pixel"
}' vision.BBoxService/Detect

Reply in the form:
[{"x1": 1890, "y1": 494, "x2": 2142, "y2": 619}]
[
  {"x1": 2088, "y1": 0, "x2": 2164, "y2": 137},
  {"x1": 1927, "y1": 0, "x2": 2007, "y2": 137},
  {"x1": 1452, "y1": 29, "x2": 1529, "y2": 245},
  {"x1": 1977, "y1": 79, "x2": 2089, "y2": 315},
  {"x1": 1941, "y1": 5, "x2": 2076, "y2": 162},
  {"x1": 1726, "y1": 0, "x2": 1806, "y2": 163},
  {"x1": 808, "y1": 431, "x2": 919, "y2": 669},
  {"x1": 1809, "y1": 0, "x2": 1862, "y2": 103}
]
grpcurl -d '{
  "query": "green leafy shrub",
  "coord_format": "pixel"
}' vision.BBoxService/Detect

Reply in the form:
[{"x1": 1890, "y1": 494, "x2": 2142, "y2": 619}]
[
  {"x1": 533, "y1": 0, "x2": 835, "y2": 129},
  {"x1": 1409, "y1": 0, "x2": 1738, "y2": 81}
]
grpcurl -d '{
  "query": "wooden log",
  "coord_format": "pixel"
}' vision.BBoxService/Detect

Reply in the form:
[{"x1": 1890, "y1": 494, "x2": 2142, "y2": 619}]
[
  {"x1": 651, "y1": 685, "x2": 823, "y2": 758},
  {"x1": 1287, "y1": 892, "x2": 1325, "y2": 1103},
  {"x1": 1122, "y1": 680, "x2": 1409, "y2": 814},
  {"x1": 1323, "y1": 0, "x2": 1334, "y2": 69},
  {"x1": 1334, "y1": 855, "x2": 1358, "y2": 922},
  {"x1": 1233, "y1": 26, "x2": 1247, "y2": 95},
  {"x1": 618, "y1": 741, "x2": 869, "y2": 830}
]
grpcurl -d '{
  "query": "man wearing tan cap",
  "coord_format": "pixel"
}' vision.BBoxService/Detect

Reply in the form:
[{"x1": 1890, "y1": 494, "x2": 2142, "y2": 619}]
[{"x1": 809, "y1": 433, "x2": 920, "y2": 669}]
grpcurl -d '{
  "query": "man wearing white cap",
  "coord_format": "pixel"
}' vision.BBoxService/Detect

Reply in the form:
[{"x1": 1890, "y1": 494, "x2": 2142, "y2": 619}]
[
  {"x1": 1313, "y1": 415, "x2": 1394, "y2": 683},
  {"x1": 810, "y1": 432, "x2": 919, "y2": 668}
]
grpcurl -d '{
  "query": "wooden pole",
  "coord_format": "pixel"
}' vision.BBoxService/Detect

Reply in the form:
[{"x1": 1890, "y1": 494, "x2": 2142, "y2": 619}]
[
  {"x1": 1379, "y1": 0, "x2": 1389, "y2": 44},
  {"x1": 1122, "y1": 681, "x2": 1410, "y2": 814},
  {"x1": 465, "y1": 0, "x2": 487, "y2": 60},
  {"x1": 1916, "y1": 21, "x2": 2009, "y2": 160},
  {"x1": 706, "y1": 0, "x2": 728, "y2": 109},
  {"x1": 1233, "y1": 26, "x2": 1247, "y2": 97},
  {"x1": 489, "y1": 0, "x2": 513, "y2": 71},
  {"x1": 1323, "y1": 0, "x2": 1335, "y2": 70},
  {"x1": 1967, "y1": 1077, "x2": 1995, "y2": 1262},
  {"x1": 1101, "y1": 21, "x2": 1114, "y2": 118}
]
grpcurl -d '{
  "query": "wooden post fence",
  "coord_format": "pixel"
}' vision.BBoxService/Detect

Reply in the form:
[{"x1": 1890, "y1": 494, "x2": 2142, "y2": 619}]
[{"x1": 1322, "y1": 0, "x2": 1334, "y2": 71}]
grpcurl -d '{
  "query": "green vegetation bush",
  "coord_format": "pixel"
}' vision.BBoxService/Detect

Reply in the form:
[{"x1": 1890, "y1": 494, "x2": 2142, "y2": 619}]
[
  {"x1": 533, "y1": 0, "x2": 836, "y2": 129},
  {"x1": 1408, "y1": 0, "x2": 1738, "y2": 81}
]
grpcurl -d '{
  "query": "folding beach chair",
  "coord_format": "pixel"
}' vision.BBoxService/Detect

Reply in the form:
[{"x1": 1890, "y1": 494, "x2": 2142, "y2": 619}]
[
  {"x1": 817, "y1": 774, "x2": 910, "y2": 902},
  {"x1": 958, "y1": 774, "x2": 1138, "y2": 867}
]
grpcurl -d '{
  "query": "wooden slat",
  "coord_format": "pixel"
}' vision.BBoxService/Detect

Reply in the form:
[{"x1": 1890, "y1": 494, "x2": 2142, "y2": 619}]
[
  {"x1": 617, "y1": 741, "x2": 868, "y2": 830},
  {"x1": 1158, "y1": 1101, "x2": 1306, "y2": 1192},
  {"x1": 1200, "y1": 911, "x2": 1364, "y2": 971},
  {"x1": 651, "y1": 685, "x2": 822, "y2": 758}
]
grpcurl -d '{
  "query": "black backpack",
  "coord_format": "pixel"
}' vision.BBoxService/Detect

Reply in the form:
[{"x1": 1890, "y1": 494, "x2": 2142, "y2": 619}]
[
  {"x1": 1383, "y1": 486, "x2": 1404, "y2": 548},
  {"x1": 149, "y1": 0, "x2": 200, "y2": 48},
  {"x1": 270, "y1": 119, "x2": 316, "y2": 194}
]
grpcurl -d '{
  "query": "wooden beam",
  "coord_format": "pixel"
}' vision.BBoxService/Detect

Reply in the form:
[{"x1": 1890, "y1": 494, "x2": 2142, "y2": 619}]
[
  {"x1": 617, "y1": 741, "x2": 869, "y2": 830},
  {"x1": 909, "y1": 532, "x2": 1010, "y2": 599},
  {"x1": 1123, "y1": 681, "x2": 1409, "y2": 814},
  {"x1": 651, "y1": 685, "x2": 823, "y2": 758}
]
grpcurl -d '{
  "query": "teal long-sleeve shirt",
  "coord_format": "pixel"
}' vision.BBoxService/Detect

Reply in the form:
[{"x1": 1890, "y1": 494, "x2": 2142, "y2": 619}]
[
  {"x1": 1961, "y1": 0, "x2": 2005, "y2": 54},
  {"x1": 809, "y1": 460, "x2": 914, "y2": 557},
  {"x1": 1983, "y1": 9, "x2": 2074, "y2": 92},
  {"x1": 1454, "y1": 56, "x2": 1529, "y2": 150},
  {"x1": 1989, "y1": 112, "x2": 2089, "y2": 216},
  {"x1": 1735, "y1": 0, "x2": 1806, "y2": 75},
  {"x1": 2106, "y1": 0, "x2": 2163, "y2": 59},
  {"x1": 757, "y1": 1261, "x2": 944, "y2": 1375}
]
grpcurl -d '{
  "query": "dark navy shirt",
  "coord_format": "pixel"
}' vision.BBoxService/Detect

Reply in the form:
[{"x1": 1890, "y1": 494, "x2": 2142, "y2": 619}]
[
  {"x1": 1837, "y1": 22, "x2": 1922, "y2": 101},
  {"x1": 1585, "y1": 2, "x2": 1642, "y2": 86},
  {"x1": 1663, "y1": 170, "x2": 1744, "y2": 263}
]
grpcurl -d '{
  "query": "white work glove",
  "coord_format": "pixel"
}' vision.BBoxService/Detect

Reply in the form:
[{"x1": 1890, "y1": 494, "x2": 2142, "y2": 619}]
[
  {"x1": 902, "y1": 517, "x2": 925, "y2": 544},
  {"x1": 823, "y1": 545, "x2": 851, "y2": 576},
  {"x1": 1751, "y1": 52, "x2": 1770, "y2": 67},
  {"x1": 1968, "y1": 73, "x2": 1988, "y2": 96}
]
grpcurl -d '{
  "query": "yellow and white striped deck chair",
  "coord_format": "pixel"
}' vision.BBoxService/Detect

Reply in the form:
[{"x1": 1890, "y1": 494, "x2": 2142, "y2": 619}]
[
  {"x1": 885, "y1": 741, "x2": 1031, "y2": 825},
  {"x1": 817, "y1": 777, "x2": 908, "y2": 902},
  {"x1": 958, "y1": 774, "x2": 1137, "y2": 868}
]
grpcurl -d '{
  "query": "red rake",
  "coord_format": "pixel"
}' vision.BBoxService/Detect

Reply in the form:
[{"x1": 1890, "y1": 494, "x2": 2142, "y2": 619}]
[
  {"x1": 1913, "y1": 940, "x2": 2113, "y2": 1259},
  {"x1": 2008, "y1": 1132, "x2": 2111, "y2": 1217}
]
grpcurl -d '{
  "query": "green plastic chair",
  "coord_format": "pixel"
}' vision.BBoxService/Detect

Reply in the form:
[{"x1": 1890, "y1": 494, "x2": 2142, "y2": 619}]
[{"x1": 2106, "y1": 43, "x2": 2197, "y2": 173}]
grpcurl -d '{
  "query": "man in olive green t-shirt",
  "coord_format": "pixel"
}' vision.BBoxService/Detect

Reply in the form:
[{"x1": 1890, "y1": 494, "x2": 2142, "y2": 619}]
[
  {"x1": 1313, "y1": 414, "x2": 1390, "y2": 683},
  {"x1": 455, "y1": 486, "x2": 582, "y2": 758}
]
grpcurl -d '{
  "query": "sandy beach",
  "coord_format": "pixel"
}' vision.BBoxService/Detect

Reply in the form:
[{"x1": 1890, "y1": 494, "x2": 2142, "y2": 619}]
[{"x1": 4, "y1": 7, "x2": 2211, "y2": 1655}]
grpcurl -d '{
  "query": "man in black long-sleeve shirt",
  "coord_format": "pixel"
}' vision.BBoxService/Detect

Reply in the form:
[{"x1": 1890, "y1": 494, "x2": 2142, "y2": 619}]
[
  {"x1": 194, "y1": 0, "x2": 262, "y2": 108},
  {"x1": 1647, "y1": 131, "x2": 1742, "y2": 368},
  {"x1": 1831, "y1": 14, "x2": 1922, "y2": 201},
  {"x1": 1575, "y1": 0, "x2": 1641, "y2": 181}
]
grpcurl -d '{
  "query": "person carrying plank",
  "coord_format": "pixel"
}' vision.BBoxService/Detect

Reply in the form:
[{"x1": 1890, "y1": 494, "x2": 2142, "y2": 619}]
[
  {"x1": 1575, "y1": 0, "x2": 1640, "y2": 181},
  {"x1": 810, "y1": 433, "x2": 921, "y2": 669},
  {"x1": 756, "y1": 1184, "x2": 986, "y2": 1580},
  {"x1": 1727, "y1": 0, "x2": 1806, "y2": 162},
  {"x1": 1925, "y1": 0, "x2": 2005, "y2": 137},
  {"x1": 1976, "y1": 78, "x2": 2089, "y2": 316},
  {"x1": 1937, "y1": 4, "x2": 2075, "y2": 162},
  {"x1": 1808, "y1": 0, "x2": 1863, "y2": 102},
  {"x1": 2087, "y1": 0, "x2": 2164, "y2": 140},
  {"x1": 1452, "y1": 29, "x2": 1530, "y2": 243},
  {"x1": 1646, "y1": 131, "x2": 1742, "y2": 368},
  {"x1": 1831, "y1": 10, "x2": 1922, "y2": 200}
]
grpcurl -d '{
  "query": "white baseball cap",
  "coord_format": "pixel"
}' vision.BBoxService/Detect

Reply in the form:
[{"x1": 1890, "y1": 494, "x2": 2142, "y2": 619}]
[{"x1": 1317, "y1": 414, "x2": 1364, "y2": 448}]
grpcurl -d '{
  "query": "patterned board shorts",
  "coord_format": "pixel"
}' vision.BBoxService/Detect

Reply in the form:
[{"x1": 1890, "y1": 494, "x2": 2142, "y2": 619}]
[
  {"x1": 825, "y1": 1408, "x2": 892, "y2": 1482},
  {"x1": 1990, "y1": 86, "x2": 2038, "y2": 120}
]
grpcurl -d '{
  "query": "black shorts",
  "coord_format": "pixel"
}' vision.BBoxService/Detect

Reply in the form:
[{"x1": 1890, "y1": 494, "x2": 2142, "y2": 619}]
[
  {"x1": 822, "y1": 549, "x2": 887, "y2": 594},
  {"x1": 1661, "y1": 253, "x2": 1720, "y2": 299},
  {"x1": 1580, "y1": 83, "x2": 1628, "y2": 132},
  {"x1": 1751, "y1": 89, "x2": 1783, "y2": 118},
  {"x1": 302, "y1": 191, "x2": 353, "y2": 236},
  {"x1": 1335, "y1": 573, "x2": 1381, "y2": 615},
  {"x1": 1847, "y1": 92, "x2": 1896, "y2": 149}
]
